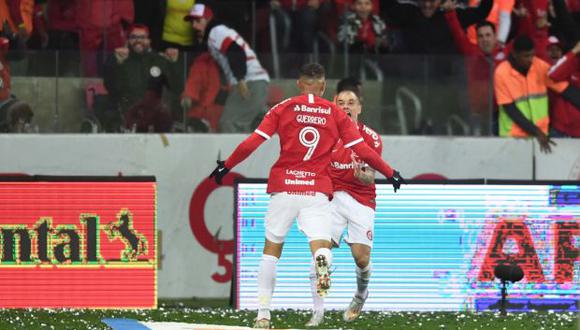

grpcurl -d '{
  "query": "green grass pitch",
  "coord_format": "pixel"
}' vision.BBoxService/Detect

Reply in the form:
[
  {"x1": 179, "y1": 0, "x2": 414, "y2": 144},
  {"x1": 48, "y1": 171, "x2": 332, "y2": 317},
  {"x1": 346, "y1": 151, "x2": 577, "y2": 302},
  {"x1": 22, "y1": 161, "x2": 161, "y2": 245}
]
[{"x1": 0, "y1": 299, "x2": 576, "y2": 329}]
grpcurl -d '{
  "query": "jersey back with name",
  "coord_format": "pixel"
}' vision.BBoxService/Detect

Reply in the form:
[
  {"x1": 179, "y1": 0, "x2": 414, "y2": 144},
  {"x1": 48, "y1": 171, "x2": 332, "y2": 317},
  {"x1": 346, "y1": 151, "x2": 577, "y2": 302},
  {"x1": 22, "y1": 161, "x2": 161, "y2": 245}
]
[{"x1": 255, "y1": 93, "x2": 363, "y2": 195}]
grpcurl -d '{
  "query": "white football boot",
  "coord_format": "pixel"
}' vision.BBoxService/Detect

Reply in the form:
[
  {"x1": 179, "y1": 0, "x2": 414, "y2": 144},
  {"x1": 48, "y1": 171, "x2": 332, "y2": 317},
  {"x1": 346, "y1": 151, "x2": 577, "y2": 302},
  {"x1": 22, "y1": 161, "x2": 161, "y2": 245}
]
[
  {"x1": 343, "y1": 290, "x2": 368, "y2": 322},
  {"x1": 253, "y1": 318, "x2": 271, "y2": 329},
  {"x1": 305, "y1": 309, "x2": 324, "y2": 327}
]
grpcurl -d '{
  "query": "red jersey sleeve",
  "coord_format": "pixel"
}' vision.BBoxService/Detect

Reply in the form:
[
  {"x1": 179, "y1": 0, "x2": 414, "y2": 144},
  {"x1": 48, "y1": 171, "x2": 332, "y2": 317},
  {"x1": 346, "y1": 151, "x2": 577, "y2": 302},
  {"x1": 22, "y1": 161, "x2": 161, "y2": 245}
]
[
  {"x1": 255, "y1": 98, "x2": 289, "y2": 139},
  {"x1": 444, "y1": 10, "x2": 478, "y2": 55},
  {"x1": 548, "y1": 52, "x2": 578, "y2": 82},
  {"x1": 224, "y1": 134, "x2": 267, "y2": 169},
  {"x1": 223, "y1": 99, "x2": 290, "y2": 169}
]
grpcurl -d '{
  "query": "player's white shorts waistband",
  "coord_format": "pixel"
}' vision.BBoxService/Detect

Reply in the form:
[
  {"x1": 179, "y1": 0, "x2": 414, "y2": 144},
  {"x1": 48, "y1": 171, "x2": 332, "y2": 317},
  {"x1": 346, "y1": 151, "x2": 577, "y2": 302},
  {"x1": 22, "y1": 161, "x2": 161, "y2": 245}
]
[{"x1": 265, "y1": 192, "x2": 332, "y2": 243}]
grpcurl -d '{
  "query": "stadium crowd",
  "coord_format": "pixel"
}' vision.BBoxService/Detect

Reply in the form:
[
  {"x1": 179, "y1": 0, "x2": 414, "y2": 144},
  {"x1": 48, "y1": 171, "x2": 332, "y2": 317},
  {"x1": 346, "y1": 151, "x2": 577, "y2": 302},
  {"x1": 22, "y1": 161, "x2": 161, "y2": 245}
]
[{"x1": 0, "y1": 0, "x2": 578, "y2": 142}]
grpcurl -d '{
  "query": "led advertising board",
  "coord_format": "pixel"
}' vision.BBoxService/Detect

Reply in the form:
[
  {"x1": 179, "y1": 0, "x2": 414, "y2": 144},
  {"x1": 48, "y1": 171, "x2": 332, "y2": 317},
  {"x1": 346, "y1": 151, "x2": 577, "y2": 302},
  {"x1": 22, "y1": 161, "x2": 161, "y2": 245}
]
[
  {"x1": 0, "y1": 176, "x2": 157, "y2": 308},
  {"x1": 235, "y1": 181, "x2": 578, "y2": 312}
]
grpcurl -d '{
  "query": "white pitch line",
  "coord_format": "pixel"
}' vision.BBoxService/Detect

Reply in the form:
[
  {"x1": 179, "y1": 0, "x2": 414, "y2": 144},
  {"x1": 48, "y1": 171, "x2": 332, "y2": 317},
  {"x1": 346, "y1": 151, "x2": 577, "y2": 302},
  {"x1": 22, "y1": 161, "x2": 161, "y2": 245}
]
[{"x1": 141, "y1": 322, "x2": 348, "y2": 330}]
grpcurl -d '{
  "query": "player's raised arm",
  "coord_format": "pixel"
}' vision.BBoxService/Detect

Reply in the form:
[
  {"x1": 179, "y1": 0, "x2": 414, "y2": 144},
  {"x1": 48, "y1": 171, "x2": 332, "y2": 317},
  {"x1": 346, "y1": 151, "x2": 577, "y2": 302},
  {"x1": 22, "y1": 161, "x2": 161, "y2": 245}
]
[{"x1": 208, "y1": 134, "x2": 266, "y2": 184}]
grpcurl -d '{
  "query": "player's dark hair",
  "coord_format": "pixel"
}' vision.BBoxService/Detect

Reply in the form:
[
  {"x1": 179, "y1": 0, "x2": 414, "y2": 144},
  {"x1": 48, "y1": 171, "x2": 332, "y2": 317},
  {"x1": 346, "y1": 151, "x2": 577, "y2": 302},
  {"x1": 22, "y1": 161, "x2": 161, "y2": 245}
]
[
  {"x1": 475, "y1": 20, "x2": 495, "y2": 34},
  {"x1": 299, "y1": 63, "x2": 325, "y2": 80},
  {"x1": 336, "y1": 77, "x2": 362, "y2": 97},
  {"x1": 513, "y1": 35, "x2": 534, "y2": 52}
]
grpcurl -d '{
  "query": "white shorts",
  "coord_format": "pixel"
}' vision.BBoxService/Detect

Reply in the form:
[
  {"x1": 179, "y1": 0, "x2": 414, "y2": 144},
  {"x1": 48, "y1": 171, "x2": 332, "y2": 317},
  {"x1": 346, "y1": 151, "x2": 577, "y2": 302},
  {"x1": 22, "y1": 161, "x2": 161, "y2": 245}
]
[
  {"x1": 264, "y1": 192, "x2": 332, "y2": 243},
  {"x1": 330, "y1": 191, "x2": 375, "y2": 247}
]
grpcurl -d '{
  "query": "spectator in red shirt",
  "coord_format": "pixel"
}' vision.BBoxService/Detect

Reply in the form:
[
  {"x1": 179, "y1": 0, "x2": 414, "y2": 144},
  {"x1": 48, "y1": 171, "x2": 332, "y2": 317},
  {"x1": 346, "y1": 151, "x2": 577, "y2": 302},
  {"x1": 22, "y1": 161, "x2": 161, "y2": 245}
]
[
  {"x1": 330, "y1": 0, "x2": 380, "y2": 41},
  {"x1": 43, "y1": 0, "x2": 77, "y2": 43},
  {"x1": 514, "y1": 0, "x2": 551, "y2": 61},
  {"x1": 76, "y1": 0, "x2": 134, "y2": 76},
  {"x1": 337, "y1": 0, "x2": 389, "y2": 54},
  {"x1": 0, "y1": 38, "x2": 10, "y2": 105},
  {"x1": 27, "y1": 0, "x2": 79, "y2": 76},
  {"x1": 443, "y1": 0, "x2": 508, "y2": 135},
  {"x1": 180, "y1": 52, "x2": 228, "y2": 132},
  {"x1": 548, "y1": 40, "x2": 580, "y2": 137},
  {"x1": 0, "y1": 37, "x2": 33, "y2": 133}
]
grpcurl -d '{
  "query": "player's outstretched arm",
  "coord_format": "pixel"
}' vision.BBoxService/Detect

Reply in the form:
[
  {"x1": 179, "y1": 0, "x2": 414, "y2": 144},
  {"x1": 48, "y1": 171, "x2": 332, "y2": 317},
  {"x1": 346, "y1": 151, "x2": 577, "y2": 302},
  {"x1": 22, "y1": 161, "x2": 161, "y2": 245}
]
[
  {"x1": 209, "y1": 133, "x2": 266, "y2": 184},
  {"x1": 350, "y1": 142, "x2": 406, "y2": 192}
]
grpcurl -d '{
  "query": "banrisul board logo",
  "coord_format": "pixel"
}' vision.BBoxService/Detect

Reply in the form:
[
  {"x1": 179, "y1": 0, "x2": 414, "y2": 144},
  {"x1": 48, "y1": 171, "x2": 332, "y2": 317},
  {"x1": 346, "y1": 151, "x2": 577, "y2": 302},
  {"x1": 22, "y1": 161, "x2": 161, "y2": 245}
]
[{"x1": 0, "y1": 176, "x2": 157, "y2": 309}]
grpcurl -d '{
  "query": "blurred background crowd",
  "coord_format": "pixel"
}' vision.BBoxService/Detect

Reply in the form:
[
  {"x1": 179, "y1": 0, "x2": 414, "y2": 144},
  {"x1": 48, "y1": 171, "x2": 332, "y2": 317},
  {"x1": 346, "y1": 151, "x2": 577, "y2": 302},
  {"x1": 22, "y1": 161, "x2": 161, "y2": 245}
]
[{"x1": 0, "y1": 0, "x2": 578, "y2": 140}]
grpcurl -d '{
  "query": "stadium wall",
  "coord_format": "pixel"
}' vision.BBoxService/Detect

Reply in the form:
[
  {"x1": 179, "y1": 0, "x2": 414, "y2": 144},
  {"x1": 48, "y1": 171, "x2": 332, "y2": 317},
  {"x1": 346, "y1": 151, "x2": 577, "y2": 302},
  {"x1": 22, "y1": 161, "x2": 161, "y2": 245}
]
[{"x1": 0, "y1": 135, "x2": 577, "y2": 298}]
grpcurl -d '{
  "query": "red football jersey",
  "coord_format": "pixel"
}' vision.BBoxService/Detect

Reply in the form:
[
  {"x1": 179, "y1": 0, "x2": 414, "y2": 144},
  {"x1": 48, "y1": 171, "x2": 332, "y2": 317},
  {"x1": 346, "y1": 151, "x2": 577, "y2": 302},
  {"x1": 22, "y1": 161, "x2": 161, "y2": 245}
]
[
  {"x1": 255, "y1": 94, "x2": 364, "y2": 195},
  {"x1": 330, "y1": 123, "x2": 383, "y2": 209}
]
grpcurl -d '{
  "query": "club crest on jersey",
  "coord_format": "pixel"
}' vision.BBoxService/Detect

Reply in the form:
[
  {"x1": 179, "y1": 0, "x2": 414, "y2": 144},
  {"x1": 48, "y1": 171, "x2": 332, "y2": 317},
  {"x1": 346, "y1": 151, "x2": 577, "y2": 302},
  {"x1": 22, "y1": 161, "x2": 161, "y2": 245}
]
[{"x1": 367, "y1": 230, "x2": 373, "y2": 241}]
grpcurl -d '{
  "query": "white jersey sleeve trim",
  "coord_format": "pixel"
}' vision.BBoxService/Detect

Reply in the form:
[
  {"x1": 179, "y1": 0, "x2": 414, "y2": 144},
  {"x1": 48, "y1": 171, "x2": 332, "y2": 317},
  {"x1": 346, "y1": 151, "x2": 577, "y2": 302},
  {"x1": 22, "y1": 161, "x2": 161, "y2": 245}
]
[
  {"x1": 255, "y1": 129, "x2": 271, "y2": 140},
  {"x1": 548, "y1": 55, "x2": 568, "y2": 76},
  {"x1": 344, "y1": 137, "x2": 364, "y2": 148}
]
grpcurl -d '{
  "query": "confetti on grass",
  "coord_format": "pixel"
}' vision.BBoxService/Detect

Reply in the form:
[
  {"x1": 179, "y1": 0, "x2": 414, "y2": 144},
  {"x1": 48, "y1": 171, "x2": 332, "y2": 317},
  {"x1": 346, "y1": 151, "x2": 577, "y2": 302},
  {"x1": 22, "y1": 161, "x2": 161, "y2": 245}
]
[{"x1": 0, "y1": 302, "x2": 576, "y2": 330}]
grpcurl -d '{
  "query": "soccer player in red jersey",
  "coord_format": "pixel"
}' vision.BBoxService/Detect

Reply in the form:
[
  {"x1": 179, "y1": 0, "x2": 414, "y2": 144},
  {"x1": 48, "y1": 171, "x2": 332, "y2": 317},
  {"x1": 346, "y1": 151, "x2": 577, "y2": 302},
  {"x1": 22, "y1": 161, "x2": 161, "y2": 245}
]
[
  {"x1": 306, "y1": 87, "x2": 388, "y2": 326},
  {"x1": 210, "y1": 63, "x2": 404, "y2": 329}
]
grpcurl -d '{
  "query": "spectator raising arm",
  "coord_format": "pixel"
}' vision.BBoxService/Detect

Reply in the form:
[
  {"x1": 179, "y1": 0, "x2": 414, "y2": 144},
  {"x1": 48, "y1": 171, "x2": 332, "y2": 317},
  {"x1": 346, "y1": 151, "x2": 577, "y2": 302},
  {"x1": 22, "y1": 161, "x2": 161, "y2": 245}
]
[
  {"x1": 442, "y1": 2, "x2": 478, "y2": 55},
  {"x1": 496, "y1": 0, "x2": 515, "y2": 45}
]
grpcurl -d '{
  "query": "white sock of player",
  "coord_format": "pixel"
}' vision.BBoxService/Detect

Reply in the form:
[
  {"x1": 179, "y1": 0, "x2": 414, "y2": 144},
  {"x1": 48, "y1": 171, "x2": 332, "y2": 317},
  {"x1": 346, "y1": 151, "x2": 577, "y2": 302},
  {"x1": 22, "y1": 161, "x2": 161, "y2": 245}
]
[
  {"x1": 257, "y1": 254, "x2": 278, "y2": 320},
  {"x1": 355, "y1": 262, "x2": 371, "y2": 299},
  {"x1": 309, "y1": 261, "x2": 324, "y2": 312},
  {"x1": 314, "y1": 247, "x2": 333, "y2": 266}
]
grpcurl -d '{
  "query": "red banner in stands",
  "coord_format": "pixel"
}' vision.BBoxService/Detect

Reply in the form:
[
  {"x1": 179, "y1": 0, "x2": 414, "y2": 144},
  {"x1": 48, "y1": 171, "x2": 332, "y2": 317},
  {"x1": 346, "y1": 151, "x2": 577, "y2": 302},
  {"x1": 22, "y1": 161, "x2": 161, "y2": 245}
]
[{"x1": 0, "y1": 177, "x2": 157, "y2": 308}]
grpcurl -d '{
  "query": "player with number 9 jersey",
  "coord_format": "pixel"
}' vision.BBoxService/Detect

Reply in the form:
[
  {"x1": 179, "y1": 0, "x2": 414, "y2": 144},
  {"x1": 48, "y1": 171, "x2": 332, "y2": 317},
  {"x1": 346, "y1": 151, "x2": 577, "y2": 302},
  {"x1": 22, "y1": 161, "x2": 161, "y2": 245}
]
[
  {"x1": 254, "y1": 93, "x2": 368, "y2": 196},
  {"x1": 210, "y1": 63, "x2": 401, "y2": 329},
  {"x1": 220, "y1": 67, "x2": 396, "y2": 191}
]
